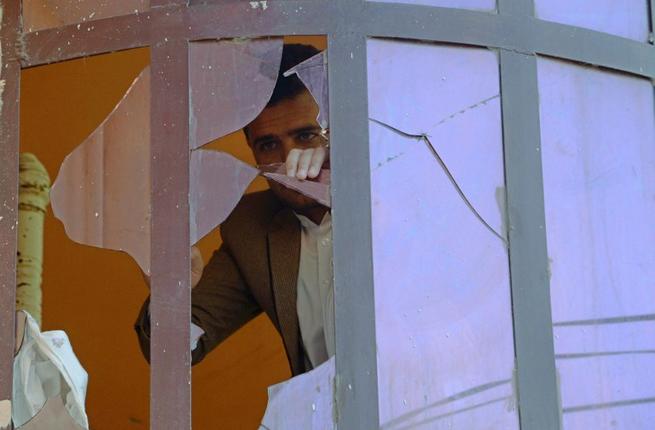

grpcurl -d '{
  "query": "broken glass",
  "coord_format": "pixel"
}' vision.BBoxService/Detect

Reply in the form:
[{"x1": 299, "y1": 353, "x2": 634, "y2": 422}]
[
  {"x1": 366, "y1": 0, "x2": 495, "y2": 10},
  {"x1": 51, "y1": 38, "x2": 328, "y2": 275},
  {"x1": 189, "y1": 150, "x2": 259, "y2": 244},
  {"x1": 367, "y1": 39, "x2": 518, "y2": 429},
  {"x1": 22, "y1": 0, "x2": 148, "y2": 33},
  {"x1": 49, "y1": 67, "x2": 152, "y2": 274},
  {"x1": 283, "y1": 51, "x2": 329, "y2": 130},
  {"x1": 189, "y1": 39, "x2": 283, "y2": 150},
  {"x1": 260, "y1": 357, "x2": 335, "y2": 429},
  {"x1": 538, "y1": 58, "x2": 655, "y2": 429},
  {"x1": 534, "y1": 0, "x2": 650, "y2": 42}
]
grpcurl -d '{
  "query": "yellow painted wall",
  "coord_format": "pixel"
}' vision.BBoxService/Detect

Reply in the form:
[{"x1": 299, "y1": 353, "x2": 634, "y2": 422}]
[{"x1": 19, "y1": 35, "x2": 325, "y2": 429}]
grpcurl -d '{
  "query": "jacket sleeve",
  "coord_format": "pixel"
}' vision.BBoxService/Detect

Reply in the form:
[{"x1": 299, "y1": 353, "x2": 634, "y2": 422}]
[{"x1": 134, "y1": 243, "x2": 262, "y2": 364}]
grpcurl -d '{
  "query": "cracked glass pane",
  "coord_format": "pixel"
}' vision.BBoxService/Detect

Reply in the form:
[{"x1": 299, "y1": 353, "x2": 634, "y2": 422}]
[
  {"x1": 367, "y1": 39, "x2": 518, "y2": 429},
  {"x1": 534, "y1": 0, "x2": 649, "y2": 42},
  {"x1": 189, "y1": 39, "x2": 284, "y2": 150},
  {"x1": 22, "y1": 0, "x2": 148, "y2": 32},
  {"x1": 366, "y1": 0, "x2": 495, "y2": 10},
  {"x1": 538, "y1": 58, "x2": 655, "y2": 429},
  {"x1": 189, "y1": 38, "x2": 329, "y2": 244}
]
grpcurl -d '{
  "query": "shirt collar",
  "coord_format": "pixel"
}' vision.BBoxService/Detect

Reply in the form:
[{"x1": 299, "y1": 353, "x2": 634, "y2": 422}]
[{"x1": 294, "y1": 211, "x2": 332, "y2": 233}]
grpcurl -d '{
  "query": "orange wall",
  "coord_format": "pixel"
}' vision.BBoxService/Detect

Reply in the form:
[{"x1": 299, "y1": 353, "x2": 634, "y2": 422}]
[{"x1": 19, "y1": 35, "x2": 325, "y2": 429}]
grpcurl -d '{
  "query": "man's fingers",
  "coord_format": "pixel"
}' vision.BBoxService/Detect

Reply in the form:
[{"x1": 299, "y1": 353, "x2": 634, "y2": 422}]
[
  {"x1": 307, "y1": 147, "x2": 327, "y2": 179},
  {"x1": 296, "y1": 148, "x2": 315, "y2": 180},
  {"x1": 285, "y1": 149, "x2": 302, "y2": 178}
]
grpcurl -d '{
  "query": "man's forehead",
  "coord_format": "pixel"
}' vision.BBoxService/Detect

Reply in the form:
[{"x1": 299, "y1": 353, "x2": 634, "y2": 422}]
[{"x1": 248, "y1": 92, "x2": 319, "y2": 138}]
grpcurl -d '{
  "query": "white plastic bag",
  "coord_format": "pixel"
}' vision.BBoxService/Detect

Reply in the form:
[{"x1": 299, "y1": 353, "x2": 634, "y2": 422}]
[{"x1": 12, "y1": 311, "x2": 89, "y2": 429}]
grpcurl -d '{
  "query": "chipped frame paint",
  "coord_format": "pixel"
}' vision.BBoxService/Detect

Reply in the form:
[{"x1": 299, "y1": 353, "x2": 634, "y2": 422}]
[{"x1": 0, "y1": 0, "x2": 652, "y2": 429}]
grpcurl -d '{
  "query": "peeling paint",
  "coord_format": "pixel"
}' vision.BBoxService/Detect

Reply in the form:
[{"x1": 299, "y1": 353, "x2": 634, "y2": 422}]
[
  {"x1": 249, "y1": 1, "x2": 268, "y2": 10},
  {"x1": 0, "y1": 80, "x2": 5, "y2": 114}
]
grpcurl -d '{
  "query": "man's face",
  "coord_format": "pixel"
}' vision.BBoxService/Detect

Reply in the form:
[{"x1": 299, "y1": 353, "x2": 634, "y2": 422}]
[{"x1": 246, "y1": 90, "x2": 327, "y2": 211}]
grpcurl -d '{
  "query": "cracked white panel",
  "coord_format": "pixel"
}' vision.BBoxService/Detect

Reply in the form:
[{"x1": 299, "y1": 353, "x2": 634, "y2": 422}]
[
  {"x1": 538, "y1": 58, "x2": 655, "y2": 429},
  {"x1": 22, "y1": 0, "x2": 149, "y2": 32},
  {"x1": 535, "y1": 0, "x2": 649, "y2": 42},
  {"x1": 367, "y1": 39, "x2": 518, "y2": 430}
]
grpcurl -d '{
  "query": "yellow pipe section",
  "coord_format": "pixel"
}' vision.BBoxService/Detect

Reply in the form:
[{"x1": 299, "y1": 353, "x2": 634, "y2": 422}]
[{"x1": 17, "y1": 153, "x2": 50, "y2": 327}]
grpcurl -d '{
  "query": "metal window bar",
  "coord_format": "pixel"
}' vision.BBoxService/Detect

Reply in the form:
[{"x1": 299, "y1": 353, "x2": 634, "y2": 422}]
[
  {"x1": 0, "y1": 1, "x2": 652, "y2": 429},
  {"x1": 0, "y1": 2, "x2": 21, "y2": 429}
]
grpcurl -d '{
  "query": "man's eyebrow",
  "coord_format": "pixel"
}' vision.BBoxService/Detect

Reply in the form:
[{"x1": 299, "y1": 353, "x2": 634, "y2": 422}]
[
  {"x1": 288, "y1": 125, "x2": 322, "y2": 135},
  {"x1": 252, "y1": 134, "x2": 277, "y2": 146}
]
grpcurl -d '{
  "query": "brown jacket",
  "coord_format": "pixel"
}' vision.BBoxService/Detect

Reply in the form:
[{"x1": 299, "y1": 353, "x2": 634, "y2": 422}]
[{"x1": 134, "y1": 190, "x2": 307, "y2": 375}]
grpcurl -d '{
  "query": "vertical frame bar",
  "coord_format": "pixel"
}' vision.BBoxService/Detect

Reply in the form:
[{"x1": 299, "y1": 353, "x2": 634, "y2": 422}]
[
  {"x1": 149, "y1": 4, "x2": 192, "y2": 430},
  {"x1": 498, "y1": 2, "x2": 560, "y2": 430},
  {"x1": 498, "y1": 0, "x2": 561, "y2": 425},
  {"x1": 499, "y1": 50, "x2": 561, "y2": 430},
  {"x1": 0, "y1": 1, "x2": 21, "y2": 428},
  {"x1": 329, "y1": 3, "x2": 380, "y2": 427}
]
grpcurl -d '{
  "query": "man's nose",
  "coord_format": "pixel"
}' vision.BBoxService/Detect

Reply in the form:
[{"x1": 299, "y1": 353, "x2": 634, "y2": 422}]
[{"x1": 281, "y1": 139, "x2": 300, "y2": 159}]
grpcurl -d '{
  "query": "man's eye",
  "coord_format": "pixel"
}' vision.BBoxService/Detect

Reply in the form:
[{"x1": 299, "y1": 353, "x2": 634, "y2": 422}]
[
  {"x1": 257, "y1": 141, "x2": 278, "y2": 152},
  {"x1": 297, "y1": 132, "x2": 318, "y2": 143}
]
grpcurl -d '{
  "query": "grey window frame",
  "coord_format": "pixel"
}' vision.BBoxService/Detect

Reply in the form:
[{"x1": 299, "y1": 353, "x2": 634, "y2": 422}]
[{"x1": 1, "y1": 0, "x2": 654, "y2": 428}]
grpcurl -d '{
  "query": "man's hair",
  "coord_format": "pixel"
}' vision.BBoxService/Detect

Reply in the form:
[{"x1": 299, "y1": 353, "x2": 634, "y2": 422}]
[
  {"x1": 268, "y1": 43, "x2": 321, "y2": 107},
  {"x1": 243, "y1": 43, "x2": 320, "y2": 140}
]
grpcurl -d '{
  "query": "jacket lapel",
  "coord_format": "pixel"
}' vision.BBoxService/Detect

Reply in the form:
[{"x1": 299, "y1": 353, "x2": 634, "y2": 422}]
[{"x1": 267, "y1": 208, "x2": 303, "y2": 374}]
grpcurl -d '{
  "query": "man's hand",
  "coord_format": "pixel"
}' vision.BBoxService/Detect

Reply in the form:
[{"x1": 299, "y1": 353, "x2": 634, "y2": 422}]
[
  {"x1": 141, "y1": 246, "x2": 204, "y2": 289},
  {"x1": 285, "y1": 146, "x2": 329, "y2": 180}
]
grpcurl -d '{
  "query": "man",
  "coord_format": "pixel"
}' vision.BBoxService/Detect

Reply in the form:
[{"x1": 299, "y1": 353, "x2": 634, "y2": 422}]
[{"x1": 135, "y1": 44, "x2": 334, "y2": 376}]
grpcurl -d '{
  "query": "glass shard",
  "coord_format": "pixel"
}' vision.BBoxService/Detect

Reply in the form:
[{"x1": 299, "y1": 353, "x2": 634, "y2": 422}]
[
  {"x1": 367, "y1": 38, "x2": 518, "y2": 430},
  {"x1": 538, "y1": 57, "x2": 655, "y2": 429},
  {"x1": 261, "y1": 357, "x2": 335, "y2": 429},
  {"x1": 189, "y1": 38, "x2": 283, "y2": 149},
  {"x1": 50, "y1": 67, "x2": 151, "y2": 274},
  {"x1": 259, "y1": 163, "x2": 331, "y2": 208},
  {"x1": 283, "y1": 51, "x2": 329, "y2": 130},
  {"x1": 189, "y1": 150, "x2": 259, "y2": 244}
]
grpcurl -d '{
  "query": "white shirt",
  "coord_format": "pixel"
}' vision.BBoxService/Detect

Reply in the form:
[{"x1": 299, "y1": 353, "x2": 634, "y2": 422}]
[{"x1": 295, "y1": 212, "x2": 335, "y2": 369}]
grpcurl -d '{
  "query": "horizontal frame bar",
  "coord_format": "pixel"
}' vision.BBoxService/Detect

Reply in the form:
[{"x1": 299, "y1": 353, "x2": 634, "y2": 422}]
[
  {"x1": 361, "y1": 3, "x2": 655, "y2": 79},
  {"x1": 19, "y1": 1, "x2": 655, "y2": 81}
]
